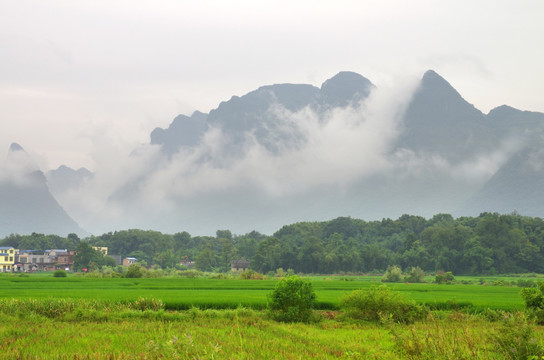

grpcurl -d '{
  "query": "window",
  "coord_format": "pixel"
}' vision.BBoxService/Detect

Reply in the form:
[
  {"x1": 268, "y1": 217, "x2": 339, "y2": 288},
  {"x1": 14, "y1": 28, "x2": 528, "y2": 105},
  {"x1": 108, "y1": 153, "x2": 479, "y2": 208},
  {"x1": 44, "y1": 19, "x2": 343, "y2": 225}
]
[
  {"x1": 4, "y1": 256, "x2": 7, "y2": 261},
  {"x1": 9, "y1": 257, "x2": 13, "y2": 262}
]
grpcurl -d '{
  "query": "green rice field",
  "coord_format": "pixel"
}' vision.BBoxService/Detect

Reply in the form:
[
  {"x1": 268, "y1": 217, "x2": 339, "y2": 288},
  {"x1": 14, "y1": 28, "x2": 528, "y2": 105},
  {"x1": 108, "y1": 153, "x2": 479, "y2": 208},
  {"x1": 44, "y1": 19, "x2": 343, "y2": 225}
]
[{"x1": 0, "y1": 274, "x2": 528, "y2": 311}]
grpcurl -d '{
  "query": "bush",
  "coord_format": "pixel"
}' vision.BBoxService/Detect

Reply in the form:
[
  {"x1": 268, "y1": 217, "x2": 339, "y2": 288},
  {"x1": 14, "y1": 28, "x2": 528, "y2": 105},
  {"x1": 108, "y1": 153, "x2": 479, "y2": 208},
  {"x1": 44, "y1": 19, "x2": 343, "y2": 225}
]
[
  {"x1": 492, "y1": 312, "x2": 544, "y2": 359},
  {"x1": 434, "y1": 271, "x2": 455, "y2": 284},
  {"x1": 520, "y1": 281, "x2": 544, "y2": 324},
  {"x1": 382, "y1": 265, "x2": 403, "y2": 283},
  {"x1": 267, "y1": 275, "x2": 316, "y2": 323},
  {"x1": 520, "y1": 281, "x2": 544, "y2": 309},
  {"x1": 340, "y1": 285, "x2": 428, "y2": 324},
  {"x1": 404, "y1": 266, "x2": 425, "y2": 283},
  {"x1": 53, "y1": 269, "x2": 67, "y2": 278},
  {"x1": 239, "y1": 269, "x2": 265, "y2": 280},
  {"x1": 125, "y1": 264, "x2": 145, "y2": 278},
  {"x1": 517, "y1": 279, "x2": 537, "y2": 288}
]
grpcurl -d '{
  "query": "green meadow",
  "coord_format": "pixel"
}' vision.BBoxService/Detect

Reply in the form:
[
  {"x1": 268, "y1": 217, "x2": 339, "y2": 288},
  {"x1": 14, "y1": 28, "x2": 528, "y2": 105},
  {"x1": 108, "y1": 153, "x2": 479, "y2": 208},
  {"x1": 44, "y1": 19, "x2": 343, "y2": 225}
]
[
  {"x1": 0, "y1": 274, "x2": 527, "y2": 310},
  {"x1": 1, "y1": 274, "x2": 542, "y2": 359}
]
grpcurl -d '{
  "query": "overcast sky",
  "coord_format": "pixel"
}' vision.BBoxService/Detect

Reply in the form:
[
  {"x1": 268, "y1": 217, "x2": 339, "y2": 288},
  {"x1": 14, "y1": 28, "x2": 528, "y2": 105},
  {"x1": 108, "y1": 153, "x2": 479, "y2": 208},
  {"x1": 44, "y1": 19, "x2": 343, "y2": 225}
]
[{"x1": 1, "y1": 0, "x2": 543, "y2": 171}]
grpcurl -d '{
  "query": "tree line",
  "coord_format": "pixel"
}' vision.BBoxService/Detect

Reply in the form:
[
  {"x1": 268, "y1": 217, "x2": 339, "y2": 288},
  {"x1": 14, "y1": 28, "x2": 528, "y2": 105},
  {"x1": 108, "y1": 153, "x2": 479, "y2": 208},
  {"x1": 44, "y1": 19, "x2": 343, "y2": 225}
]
[{"x1": 1, "y1": 212, "x2": 543, "y2": 275}]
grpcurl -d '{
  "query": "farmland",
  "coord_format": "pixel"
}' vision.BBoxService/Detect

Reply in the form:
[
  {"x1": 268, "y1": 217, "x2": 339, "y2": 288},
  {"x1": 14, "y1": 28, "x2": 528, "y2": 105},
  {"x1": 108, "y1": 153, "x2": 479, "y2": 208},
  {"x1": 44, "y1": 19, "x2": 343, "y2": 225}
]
[
  {"x1": 0, "y1": 274, "x2": 528, "y2": 310},
  {"x1": 1, "y1": 274, "x2": 543, "y2": 359}
]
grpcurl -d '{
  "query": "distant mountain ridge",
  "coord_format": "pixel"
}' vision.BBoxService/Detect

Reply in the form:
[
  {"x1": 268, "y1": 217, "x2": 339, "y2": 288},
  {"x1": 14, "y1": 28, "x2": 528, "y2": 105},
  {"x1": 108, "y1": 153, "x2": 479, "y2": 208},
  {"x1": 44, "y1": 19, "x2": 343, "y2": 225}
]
[
  {"x1": 142, "y1": 70, "x2": 544, "y2": 233},
  {"x1": 4, "y1": 70, "x2": 544, "y2": 236},
  {"x1": 151, "y1": 71, "x2": 375, "y2": 157}
]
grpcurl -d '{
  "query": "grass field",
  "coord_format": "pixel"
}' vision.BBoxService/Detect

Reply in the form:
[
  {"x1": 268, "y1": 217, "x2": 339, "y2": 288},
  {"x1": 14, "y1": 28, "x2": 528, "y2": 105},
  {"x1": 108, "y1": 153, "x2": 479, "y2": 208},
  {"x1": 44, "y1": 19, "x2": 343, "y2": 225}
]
[
  {"x1": 0, "y1": 274, "x2": 528, "y2": 310},
  {"x1": 0, "y1": 304, "x2": 542, "y2": 359},
  {"x1": 0, "y1": 274, "x2": 542, "y2": 359}
]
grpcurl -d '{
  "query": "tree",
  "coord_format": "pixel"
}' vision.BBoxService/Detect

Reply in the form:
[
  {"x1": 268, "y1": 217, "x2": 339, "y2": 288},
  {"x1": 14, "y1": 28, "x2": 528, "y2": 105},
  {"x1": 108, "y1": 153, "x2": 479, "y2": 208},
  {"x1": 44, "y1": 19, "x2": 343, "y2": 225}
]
[
  {"x1": 220, "y1": 236, "x2": 237, "y2": 272},
  {"x1": 297, "y1": 236, "x2": 324, "y2": 273},
  {"x1": 153, "y1": 250, "x2": 178, "y2": 269},
  {"x1": 73, "y1": 242, "x2": 99, "y2": 271},
  {"x1": 195, "y1": 246, "x2": 217, "y2": 271}
]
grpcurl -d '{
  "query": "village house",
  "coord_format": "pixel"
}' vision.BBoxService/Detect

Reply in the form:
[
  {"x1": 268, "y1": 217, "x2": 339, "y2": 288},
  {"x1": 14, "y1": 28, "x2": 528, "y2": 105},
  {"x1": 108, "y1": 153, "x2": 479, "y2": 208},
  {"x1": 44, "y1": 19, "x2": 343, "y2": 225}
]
[
  {"x1": 17, "y1": 250, "x2": 54, "y2": 272},
  {"x1": 92, "y1": 246, "x2": 108, "y2": 256},
  {"x1": 0, "y1": 246, "x2": 15, "y2": 272},
  {"x1": 180, "y1": 259, "x2": 195, "y2": 269},
  {"x1": 230, "y1": 259, "x2": 250, "y2": 272},
  {"x1": 109, "y1": 254, "x2": 122, "y2": 265},
  {"x1": 122, "y1": 257, "x2": 137, "y2": 267},
  {"x1": 48, "y1": 249, "x2": 76, "y2": 271}
]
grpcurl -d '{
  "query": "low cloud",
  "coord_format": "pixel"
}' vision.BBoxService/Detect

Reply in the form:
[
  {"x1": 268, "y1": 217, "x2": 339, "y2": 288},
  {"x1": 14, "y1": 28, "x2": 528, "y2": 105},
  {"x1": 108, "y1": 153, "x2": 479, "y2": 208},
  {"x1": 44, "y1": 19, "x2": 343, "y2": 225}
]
[{"x1": 43, "y1": 74, "x2": 522, "y2": 235}]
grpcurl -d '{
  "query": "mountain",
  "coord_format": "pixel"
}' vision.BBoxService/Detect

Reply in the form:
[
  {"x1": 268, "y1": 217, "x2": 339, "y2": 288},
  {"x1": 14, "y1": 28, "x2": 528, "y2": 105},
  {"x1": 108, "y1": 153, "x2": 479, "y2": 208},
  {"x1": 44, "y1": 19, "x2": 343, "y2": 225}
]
[
  {"x1": 37, "y1": 70, "x2": 544, "y2": 235},
  {"x1": 0, "y1": 144, "x2": 86, "y2": 237},
  {"x1": 460, "y1": 113, "x2": 544, "y2": 216},
  {"x1": 396, "y1": 70, "x2": 496, "y2": 162},
  {"x1": 46, "y1": 165, "x2": 94, "y2": 196},
  {"x1": 150, "y1": 71, "x2": 375, "y2": 157}
]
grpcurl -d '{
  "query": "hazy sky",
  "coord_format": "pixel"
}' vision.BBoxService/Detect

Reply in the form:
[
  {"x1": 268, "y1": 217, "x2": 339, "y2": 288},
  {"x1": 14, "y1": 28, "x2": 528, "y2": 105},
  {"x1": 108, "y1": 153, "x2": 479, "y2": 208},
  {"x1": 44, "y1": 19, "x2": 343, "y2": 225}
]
[{"x1": 1, "y1": 0, "x2": 543, "y2": 171}]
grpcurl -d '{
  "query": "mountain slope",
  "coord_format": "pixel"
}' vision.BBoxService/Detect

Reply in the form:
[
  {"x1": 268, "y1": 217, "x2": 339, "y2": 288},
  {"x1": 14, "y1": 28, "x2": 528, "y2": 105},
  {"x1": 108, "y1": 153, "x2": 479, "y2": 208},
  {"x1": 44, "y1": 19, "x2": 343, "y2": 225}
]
[
  {"x1": 48, "y1": 70, "x2": 544, "y2": 235},
  {"x1": 150, "y1": 71, "x2": 375, "y2": 157},
  {"x1": 396, "y1": 70, "x2": 495, "y2": 162},
  {"x1": 0, "y1": 144, "x2": 86, "y2": 237}
]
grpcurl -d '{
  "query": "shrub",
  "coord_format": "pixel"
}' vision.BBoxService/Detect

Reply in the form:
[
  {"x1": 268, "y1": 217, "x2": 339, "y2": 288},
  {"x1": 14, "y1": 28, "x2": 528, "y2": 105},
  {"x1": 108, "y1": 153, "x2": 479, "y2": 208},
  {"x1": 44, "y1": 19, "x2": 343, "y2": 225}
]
[
  {"x1": 267, "y1": 275, "x2": 316, "y2": 323},
  {"x1": 125, "y1": 264, "x2": 145, "y2": 278},
  {"x1": 434, "y1": 271, "x2": 455, "y2": 284},
  {"x1": 520, "y1": 281, "x2": 544, "y2": 309},
  {"x1": 404, "y1": 266, "x2": 425, "y2": 283},
  {"x1": 340, "y1": 285, "x2": 428, "y2": 324},
  {"x1": 382, "y1": 265, "x2": 403, "y2": 283},
  {"x1": 239, "y1": 269, "x2": 265, "y2": 280},
  {"x1": 520, "y1": 281, "x2": 544, "y2": 324},
  {"x1": 517, "y1": 279, "x2": 537, "y2": 288},
  {"x1": 53, "y1": 269, "x2": 67, "y2": 278},
  {"x1": 492, "y1": 311, "x2": 544, "y2": 359}
]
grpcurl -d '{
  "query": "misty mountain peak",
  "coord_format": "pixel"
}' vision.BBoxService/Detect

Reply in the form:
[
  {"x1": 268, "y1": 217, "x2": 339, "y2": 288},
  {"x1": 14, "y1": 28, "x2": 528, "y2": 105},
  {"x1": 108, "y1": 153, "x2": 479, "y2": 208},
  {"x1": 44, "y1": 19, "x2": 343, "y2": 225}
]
[
  {"x1": 420, "y1": 70, "x2": 460, "y2": 96},
  {"x1": 9, "y1": 142, "x2": 25, "y2": 153},
  {"x1": 397, "y1": 69, "x2": 487, "y2": 162},
  {"x1": 320, "y1": 71, "x2": 374, "y2": 107}
]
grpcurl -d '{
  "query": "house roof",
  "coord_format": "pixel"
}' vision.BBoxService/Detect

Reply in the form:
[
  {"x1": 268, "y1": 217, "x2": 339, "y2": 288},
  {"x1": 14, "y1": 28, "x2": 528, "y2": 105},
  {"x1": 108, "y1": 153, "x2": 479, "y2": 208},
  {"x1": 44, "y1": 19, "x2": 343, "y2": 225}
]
[
  {"x1": 231, "y1": 259, "x2": 250, "y2": 266},
  {"x1": 0, "y1": 246, "x2": 13, "y2": 250}
]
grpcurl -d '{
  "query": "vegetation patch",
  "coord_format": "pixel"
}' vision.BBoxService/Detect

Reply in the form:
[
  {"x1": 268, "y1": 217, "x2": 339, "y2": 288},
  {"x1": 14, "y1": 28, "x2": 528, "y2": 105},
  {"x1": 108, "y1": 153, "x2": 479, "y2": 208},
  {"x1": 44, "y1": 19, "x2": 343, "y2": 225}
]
[
  {"x1": 267, "y1": 275, "x2": 316, "y2": 323},
  {"x1": 340, "y1": 285, "x2": 428, "y2": 324}
]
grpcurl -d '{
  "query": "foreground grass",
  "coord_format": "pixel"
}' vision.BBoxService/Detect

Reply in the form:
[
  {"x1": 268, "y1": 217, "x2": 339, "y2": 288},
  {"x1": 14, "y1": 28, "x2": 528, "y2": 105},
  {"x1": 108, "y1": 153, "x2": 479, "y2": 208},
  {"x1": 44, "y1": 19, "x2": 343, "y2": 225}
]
[
  {"x1": 0, "y1": 310, "x2": 396, "y2": 359},
  {"x1": 0, "y1": 303, "x2": 543, "y2": 359}
]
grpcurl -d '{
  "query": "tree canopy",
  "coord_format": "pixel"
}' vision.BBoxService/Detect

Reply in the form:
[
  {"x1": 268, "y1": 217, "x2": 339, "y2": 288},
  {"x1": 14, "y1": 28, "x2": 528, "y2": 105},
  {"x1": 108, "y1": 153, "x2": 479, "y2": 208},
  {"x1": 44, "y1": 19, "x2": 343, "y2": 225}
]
[{"x1": 2, "y1": 212, "x2": 544, "y2": 275}]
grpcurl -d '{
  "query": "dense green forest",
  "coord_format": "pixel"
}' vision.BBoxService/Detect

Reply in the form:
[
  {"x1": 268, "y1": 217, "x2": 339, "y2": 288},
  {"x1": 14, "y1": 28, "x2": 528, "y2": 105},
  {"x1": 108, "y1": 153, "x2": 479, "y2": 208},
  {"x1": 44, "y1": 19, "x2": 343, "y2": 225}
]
[{"x1": 2, "y1": 212, "x2": 544, "y2": 275}]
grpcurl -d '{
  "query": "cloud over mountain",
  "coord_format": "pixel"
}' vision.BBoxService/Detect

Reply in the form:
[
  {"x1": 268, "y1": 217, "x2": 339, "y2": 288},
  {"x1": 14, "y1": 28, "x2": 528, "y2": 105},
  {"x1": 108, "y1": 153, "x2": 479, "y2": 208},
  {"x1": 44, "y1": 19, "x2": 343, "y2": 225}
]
[{"x1": 4, "y1": 70, "x2": 543, "y2": 237}]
